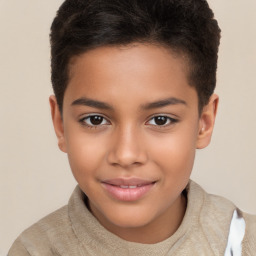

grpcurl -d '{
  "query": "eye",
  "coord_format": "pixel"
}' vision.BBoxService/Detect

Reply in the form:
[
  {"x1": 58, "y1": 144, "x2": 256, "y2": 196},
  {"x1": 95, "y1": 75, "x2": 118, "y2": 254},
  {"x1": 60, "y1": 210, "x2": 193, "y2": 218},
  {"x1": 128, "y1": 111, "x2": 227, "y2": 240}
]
[
  {"x1": 80, "y1": 115, "x2": 109, "y2": 127},
  {"x1": 147, "y1": 115, "x2": 177, "y2": 126}
]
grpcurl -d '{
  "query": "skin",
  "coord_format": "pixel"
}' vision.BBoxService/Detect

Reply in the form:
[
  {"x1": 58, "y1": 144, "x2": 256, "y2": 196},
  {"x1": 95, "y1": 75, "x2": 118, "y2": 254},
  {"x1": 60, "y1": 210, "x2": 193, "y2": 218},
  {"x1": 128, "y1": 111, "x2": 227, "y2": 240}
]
[{"x1": 50, "y1": 43, "x2": 218, "y2": 244}]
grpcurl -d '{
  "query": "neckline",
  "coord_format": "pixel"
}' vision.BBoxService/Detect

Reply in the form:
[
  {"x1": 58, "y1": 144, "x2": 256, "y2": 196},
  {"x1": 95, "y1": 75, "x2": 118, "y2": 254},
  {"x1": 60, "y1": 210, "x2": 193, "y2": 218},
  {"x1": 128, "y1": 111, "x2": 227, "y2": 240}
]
[{"x1": 68, "y1": 180, "x2": 204, "y2": 255}]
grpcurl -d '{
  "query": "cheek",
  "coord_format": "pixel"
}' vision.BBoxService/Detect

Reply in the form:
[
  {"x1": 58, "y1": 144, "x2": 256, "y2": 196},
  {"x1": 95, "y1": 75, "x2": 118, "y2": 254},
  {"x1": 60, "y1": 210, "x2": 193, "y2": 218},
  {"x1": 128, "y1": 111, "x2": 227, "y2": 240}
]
[
  {"x1": 64, "y1": 128, "x2": 108, "y2": 182},
  {"x1": 149, "y1": 124, "x2": 198, "y2": 179}
]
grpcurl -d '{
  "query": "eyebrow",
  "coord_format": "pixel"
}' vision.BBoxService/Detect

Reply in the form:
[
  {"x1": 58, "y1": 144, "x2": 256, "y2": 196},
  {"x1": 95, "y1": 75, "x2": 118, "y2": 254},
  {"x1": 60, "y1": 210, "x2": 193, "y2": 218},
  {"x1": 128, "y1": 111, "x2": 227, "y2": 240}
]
[
  {"x1": 71, "y1": 96, "x2": 187, "y2": 110},
  {"x1": 141, "y1": 97, "x2": 187, "y2": 110},
  {"x1": 71, "y1": 97, "x2": 113, "y2": 110}
]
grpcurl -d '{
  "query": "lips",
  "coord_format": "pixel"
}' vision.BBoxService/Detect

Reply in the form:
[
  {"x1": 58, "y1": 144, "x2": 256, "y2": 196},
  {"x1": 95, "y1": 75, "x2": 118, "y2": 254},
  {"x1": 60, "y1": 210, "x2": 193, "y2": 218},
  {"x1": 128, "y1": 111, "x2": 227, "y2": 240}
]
[
  {"x1": 118, "y1": 185, "x2": 143, "y2": 189},
  {"x1": 101, "y1": 178, "x2": 156, "y2": 201}
]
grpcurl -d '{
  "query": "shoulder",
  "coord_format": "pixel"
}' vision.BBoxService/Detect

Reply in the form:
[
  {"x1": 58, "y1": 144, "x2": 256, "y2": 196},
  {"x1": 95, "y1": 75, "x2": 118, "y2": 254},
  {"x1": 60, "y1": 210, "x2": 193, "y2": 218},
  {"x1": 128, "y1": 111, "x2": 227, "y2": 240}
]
[
  {"x1": 194, "y1": 181, "x2": 256, "y2": 236},
  {"x1": 242, "y1": 212, "x2": 256, "y2": 254},
  {"x1": 191, "y1": 180, "x2": 255, "y2": 231},
  {"x1": 188, "y1": 180, "x2": 237, "y2": 226},
  {"x1": 8, "y1": 205, "x2": 71, "y2": 256},
  {"x1": 8, "y1": 186, "x2": 89, "y2": 256},
  {"x1": 188, "y1": 181, "x2": 256, "y2": 254}
]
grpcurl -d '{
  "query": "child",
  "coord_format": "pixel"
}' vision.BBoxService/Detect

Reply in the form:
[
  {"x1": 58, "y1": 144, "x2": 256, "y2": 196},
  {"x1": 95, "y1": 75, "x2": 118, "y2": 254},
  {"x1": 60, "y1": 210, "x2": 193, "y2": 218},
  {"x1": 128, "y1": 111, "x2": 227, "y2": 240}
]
[{"x1": 8, "y1": 0, "x2": 256, "y2": 255}]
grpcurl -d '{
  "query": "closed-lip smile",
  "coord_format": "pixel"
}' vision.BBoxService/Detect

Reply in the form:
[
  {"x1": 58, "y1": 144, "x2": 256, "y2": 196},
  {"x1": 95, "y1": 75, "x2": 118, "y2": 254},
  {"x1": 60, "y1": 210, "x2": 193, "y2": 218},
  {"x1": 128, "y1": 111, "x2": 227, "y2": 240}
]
[{"x1": 101, "y1": 178, "x2": 157, "y2": 201}]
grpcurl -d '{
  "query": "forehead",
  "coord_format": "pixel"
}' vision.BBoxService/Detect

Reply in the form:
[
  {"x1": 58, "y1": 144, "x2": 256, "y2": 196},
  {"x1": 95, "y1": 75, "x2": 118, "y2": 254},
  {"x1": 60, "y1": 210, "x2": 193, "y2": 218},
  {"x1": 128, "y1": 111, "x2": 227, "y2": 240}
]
[
  {"x1": 69, "y1": 43, "x2": 189, "y2": 82},
  {"x1": 64, "y1": 43, "x2": 197, "y2": 110}
]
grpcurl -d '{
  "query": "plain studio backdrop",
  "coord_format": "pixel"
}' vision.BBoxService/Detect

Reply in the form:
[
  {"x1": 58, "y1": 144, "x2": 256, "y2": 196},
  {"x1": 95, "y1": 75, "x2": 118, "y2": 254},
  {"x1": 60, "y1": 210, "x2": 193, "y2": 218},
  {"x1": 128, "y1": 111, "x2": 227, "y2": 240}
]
[{"x1": 0, "y1": 0, "x2": 255, "y2": 254}]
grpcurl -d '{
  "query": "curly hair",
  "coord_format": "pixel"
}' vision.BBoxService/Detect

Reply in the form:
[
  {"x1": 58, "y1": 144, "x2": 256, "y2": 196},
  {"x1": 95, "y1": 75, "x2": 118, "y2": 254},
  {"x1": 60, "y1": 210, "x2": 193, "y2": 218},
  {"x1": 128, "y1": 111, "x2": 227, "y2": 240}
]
[{"x1": 50, "y1": 0, "x2": 221, "y2": 113}]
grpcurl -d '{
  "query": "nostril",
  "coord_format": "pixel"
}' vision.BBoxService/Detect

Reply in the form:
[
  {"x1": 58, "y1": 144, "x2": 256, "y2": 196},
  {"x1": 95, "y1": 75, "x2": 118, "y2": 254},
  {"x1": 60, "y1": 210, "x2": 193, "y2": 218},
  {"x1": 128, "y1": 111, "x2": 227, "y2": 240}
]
[{"x1": 106, "y1": 132, "x2": 148, "y2": 166}]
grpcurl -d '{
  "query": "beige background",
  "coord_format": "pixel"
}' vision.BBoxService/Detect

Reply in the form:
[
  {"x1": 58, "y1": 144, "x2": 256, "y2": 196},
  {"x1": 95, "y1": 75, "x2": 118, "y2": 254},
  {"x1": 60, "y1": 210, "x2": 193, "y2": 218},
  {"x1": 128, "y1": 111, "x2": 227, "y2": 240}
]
[{"x1": 0, "y1": 0, "x2": 255, "y2": 254}]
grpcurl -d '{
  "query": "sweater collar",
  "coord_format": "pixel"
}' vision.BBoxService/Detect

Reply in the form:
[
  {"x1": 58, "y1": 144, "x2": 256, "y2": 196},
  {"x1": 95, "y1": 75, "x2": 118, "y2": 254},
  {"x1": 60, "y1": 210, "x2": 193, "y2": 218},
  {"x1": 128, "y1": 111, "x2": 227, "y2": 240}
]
[{"x1": 68, "y1": 180, "x2": 204, "y2": 255}]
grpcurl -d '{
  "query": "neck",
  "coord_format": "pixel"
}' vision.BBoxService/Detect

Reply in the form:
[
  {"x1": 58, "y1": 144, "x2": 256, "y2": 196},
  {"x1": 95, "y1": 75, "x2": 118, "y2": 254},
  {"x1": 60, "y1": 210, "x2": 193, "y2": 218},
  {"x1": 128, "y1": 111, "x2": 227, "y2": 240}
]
[{"x1": 91, "y1": 193, "x2": 187, "y2": 244}]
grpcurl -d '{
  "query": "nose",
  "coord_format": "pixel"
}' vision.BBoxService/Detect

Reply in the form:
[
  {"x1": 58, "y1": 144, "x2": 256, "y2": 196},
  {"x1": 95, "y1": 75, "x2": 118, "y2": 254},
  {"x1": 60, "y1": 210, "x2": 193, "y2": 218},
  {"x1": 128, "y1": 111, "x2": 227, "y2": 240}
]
[{"x1": 107, "y1": 125, "x2": 148, "y2": 168}]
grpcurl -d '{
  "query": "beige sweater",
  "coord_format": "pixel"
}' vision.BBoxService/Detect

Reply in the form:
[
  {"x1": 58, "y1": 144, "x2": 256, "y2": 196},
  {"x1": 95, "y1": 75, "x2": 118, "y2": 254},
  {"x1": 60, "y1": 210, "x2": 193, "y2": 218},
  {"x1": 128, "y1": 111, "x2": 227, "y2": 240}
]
[{"x1": 8, "y1": 181, "x2": 256, "y2": 255}]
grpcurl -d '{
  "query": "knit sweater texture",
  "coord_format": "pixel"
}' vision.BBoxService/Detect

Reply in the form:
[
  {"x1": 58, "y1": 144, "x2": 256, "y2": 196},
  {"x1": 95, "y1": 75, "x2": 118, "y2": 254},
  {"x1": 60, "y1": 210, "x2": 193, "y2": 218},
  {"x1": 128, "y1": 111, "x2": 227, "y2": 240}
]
[{"x1": 8, "y1": 181, "x2": 256, "y2": 255}]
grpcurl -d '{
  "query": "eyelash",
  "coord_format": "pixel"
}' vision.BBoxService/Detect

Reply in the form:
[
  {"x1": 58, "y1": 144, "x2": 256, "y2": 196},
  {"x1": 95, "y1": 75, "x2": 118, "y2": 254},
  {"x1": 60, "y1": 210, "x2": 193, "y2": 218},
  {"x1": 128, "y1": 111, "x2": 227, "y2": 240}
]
[
  {"x1": 79, "y1": 114, "x2": 178, "y2": 129},
  {"x1": 146, "y1": 115, "x2": 178, "y2": 128},
  {"x1": 79, "y1": 114, "x2": 110, "y2": 129}
]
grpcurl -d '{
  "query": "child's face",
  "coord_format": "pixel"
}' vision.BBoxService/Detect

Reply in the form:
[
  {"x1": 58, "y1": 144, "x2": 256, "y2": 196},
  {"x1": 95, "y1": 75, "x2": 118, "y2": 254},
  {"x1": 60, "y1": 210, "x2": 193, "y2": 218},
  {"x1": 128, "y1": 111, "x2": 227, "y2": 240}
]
[{"x1": 50, "y1": 43, "x2": 217, "y2": 242}]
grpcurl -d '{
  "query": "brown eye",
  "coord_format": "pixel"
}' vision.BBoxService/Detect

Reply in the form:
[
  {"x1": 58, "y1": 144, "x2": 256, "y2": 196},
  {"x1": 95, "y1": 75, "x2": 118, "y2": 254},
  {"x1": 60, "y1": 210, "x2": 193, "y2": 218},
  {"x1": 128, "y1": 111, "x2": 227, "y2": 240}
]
[
  {"x1": 82, "y1": 115, "x2": 109, "y2": 126},
  {"x1": 89, "y1": 116, "x2": 104, "y2": 125},
  {"x1": 154, "y1": 116, "x2": 168, "y2": 126},
  {"x1": 147, "y1": 115, "x2": 178, "y2": 126}
]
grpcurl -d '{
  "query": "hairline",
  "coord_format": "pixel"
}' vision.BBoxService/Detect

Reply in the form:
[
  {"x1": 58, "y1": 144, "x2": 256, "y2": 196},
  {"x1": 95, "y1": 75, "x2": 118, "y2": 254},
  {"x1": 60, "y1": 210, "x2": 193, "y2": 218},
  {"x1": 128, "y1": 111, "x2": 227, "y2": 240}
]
[{"x1": 60, "y1": 41, "x2": 203, "y2": 115}]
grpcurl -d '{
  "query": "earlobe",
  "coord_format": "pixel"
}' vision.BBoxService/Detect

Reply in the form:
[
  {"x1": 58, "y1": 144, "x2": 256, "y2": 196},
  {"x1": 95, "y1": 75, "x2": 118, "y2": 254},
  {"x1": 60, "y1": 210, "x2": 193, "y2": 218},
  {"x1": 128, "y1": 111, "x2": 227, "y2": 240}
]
[
  {"x1": 49, "y1": 95, "x2": 67, "y2": 153},
  {"x1": 196, "y1": 94, "x2": 219, "y2": 149}
]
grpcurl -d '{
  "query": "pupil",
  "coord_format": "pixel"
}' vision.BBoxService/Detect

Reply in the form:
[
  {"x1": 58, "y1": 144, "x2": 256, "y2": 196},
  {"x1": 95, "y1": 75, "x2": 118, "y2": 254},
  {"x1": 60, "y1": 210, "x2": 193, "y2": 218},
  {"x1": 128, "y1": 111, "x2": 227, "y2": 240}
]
[
  {"x1": 155, "y1": 116, "x2": 167, "y2": 125},
  {"x1": 91, "y1": 116, "x2": 103, "y2": 125}
]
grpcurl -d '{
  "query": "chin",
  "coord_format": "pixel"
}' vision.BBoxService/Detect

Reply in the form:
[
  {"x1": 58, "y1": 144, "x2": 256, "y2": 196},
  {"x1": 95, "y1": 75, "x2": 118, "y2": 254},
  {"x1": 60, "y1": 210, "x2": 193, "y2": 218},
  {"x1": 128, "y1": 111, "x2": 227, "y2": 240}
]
[
  {"x1": 113, "y1": 217, "x2": 150, "y2": 228},
  {"x1": 103, "y1": 206, "x2": 156, "y2": 228}
]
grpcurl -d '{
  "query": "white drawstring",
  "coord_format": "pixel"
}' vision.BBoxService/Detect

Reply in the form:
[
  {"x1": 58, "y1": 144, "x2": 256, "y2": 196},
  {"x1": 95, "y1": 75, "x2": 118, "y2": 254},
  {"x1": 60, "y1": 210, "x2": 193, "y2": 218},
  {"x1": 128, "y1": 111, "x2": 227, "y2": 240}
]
[{"x1": 224, "y1": 209, "x2": 246, "y2": 256}]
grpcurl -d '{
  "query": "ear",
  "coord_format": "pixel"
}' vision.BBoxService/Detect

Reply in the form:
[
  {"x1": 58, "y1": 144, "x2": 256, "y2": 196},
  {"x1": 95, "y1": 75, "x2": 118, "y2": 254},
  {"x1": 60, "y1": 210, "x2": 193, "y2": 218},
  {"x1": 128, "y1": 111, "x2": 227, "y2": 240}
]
[
  {"x1": 49, "y1": 95, "x2": 67, "y2": 153},
  {"x1": 196, "y1": 94, "x2": 219, "y2": 149}
]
